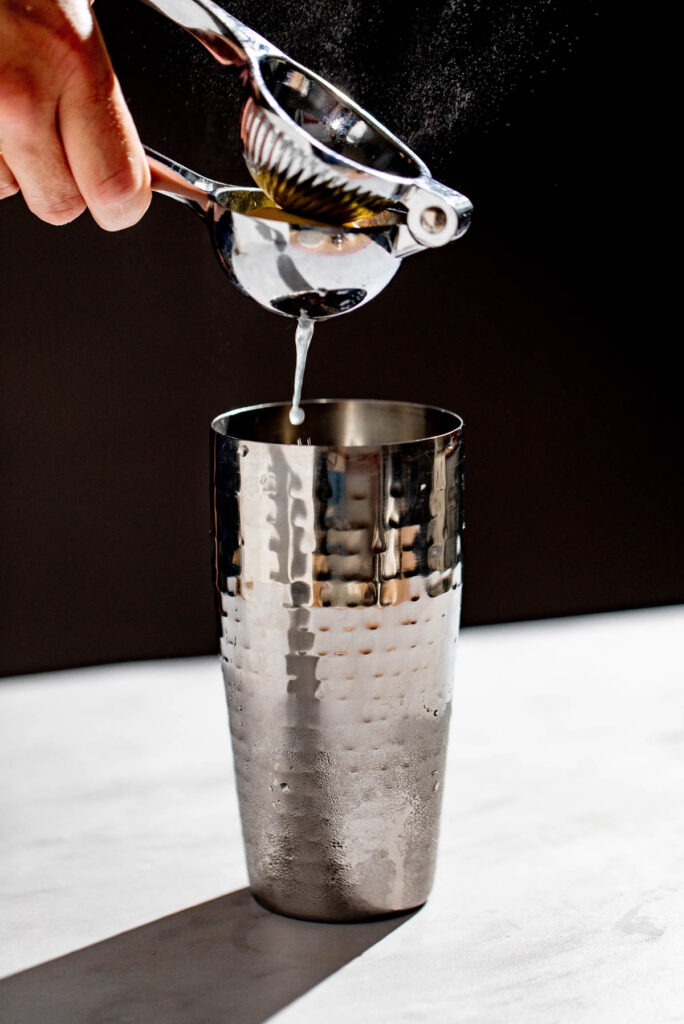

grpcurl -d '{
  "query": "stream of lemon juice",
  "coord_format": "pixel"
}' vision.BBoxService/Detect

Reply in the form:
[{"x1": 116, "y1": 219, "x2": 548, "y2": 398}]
[{"x1": 288, "y1": 316, "x2": 315, "y2": 426}]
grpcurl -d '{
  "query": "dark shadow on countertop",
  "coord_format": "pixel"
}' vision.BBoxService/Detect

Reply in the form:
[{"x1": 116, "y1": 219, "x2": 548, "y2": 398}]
[{"x1": 0, "y1": 888, "x2": 415, "y2": 1024}]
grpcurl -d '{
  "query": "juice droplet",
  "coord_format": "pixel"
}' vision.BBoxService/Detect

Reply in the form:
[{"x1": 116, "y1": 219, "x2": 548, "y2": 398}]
[{"x1": 289, "y1": 316, "x2": 315, "y2": 427}]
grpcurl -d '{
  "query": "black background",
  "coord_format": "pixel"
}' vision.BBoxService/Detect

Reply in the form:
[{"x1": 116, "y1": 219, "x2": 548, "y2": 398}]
[{"x1": 1, "y1": 1, "x2": 679, "y2": 676}]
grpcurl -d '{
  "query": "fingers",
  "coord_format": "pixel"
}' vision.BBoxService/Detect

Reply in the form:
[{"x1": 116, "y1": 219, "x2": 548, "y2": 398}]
[
  {"x1": 0, "y1": 104, "x2": 86, "y2": 224},
  {"x1": 0, "y1": 0, "x2": 150, "y2": 230},
  {"x1": 0, "y1": 153, "x2": 19, "y2": 199},
  {"x1": 58, "y1": 24, "x2": 150, "y2": 232},
  {"x1": 0, "y1": 0, "x2": 87, "y2": 223}
]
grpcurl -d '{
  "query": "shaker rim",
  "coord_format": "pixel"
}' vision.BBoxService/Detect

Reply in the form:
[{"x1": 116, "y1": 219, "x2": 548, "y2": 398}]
[{"x1": 211, "y1": 398, "x2": 464, "y2": 450}]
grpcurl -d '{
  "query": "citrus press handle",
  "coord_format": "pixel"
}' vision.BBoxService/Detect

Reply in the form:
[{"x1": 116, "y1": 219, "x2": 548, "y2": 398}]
[
  {"x1": 138, "y1": 0, "x2": 274, "y2": 67},
  {"x1": 145, "y1": 146, "x2": 215, "y2": 214}
]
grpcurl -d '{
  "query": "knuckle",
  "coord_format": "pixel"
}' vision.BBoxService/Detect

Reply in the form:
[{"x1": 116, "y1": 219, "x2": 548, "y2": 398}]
[
  {"x1": 61, "y1": 52, "x2": 115, "y2": 108},
  {"x1": 5, "y1": 0, "x2": 94, "y2": 54},
  {"x1": 92, "y1": 163, "x2": 142, "y2": 207},
  {"x1": 0, "y1": 64, "x2": 42, "y2": 127},
  {"x1": 29, "y1": 191, "x2": 86, "y2": 225}
]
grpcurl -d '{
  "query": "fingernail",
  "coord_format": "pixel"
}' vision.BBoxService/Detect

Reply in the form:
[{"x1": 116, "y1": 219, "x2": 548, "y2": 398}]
[{"x1": 96, "y1": 189, "x2": 151, "y2": 232}]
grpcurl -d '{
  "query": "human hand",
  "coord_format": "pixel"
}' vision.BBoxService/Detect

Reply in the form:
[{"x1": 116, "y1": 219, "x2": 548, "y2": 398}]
[{"x1": 0, "y1": 0, "x2": 150, "y2": 229}]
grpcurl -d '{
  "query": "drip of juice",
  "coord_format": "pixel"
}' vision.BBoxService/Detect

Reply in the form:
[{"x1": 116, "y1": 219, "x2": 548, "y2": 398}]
[{"x1": 289, "y1": 316, "x2": 315, "y2": 426}]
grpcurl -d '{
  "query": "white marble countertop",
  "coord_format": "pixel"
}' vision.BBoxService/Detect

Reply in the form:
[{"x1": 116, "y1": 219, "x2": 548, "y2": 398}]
[{"x1": 1, "y1": 607, "x2": 683, "y2": 1023}]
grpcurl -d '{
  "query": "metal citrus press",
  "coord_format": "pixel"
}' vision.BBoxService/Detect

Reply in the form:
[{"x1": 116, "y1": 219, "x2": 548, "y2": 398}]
[{"x1": 139, "y1": 0, "x2": 473, "y2": 318}]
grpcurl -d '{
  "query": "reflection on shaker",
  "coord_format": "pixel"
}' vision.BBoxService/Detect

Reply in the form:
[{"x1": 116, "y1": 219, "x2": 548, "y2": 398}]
[{"x1": 212, "y1": 400, "x2": 464, "y2": 921}]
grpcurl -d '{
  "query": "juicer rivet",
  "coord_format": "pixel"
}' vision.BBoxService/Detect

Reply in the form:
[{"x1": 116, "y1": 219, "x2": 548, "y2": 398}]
[{"x1": 420, "y1": 207, "x2": 448, "y2": 234}]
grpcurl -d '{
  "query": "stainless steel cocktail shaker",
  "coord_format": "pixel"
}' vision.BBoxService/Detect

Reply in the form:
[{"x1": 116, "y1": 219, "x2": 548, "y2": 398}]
[{"x1": 211, "y1": 400, "x2": 464, "y2": 921}]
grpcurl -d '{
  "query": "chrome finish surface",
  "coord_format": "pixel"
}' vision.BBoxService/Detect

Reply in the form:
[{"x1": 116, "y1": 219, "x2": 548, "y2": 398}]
[
  {"x1": 148, "y1": 149, "x2": 429, "y2": 320},
  {"x1": 138, "y1": 0, "x2": 472, "y2": 242},
  {"x1": 211, "y1": 400, "x2": 464, "y2": 921}
]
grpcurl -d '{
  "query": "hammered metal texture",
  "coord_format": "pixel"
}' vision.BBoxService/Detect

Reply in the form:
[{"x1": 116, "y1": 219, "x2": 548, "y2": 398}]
[{"x1": 212, "y1": 401, "x2": 464, "y2": 921}]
